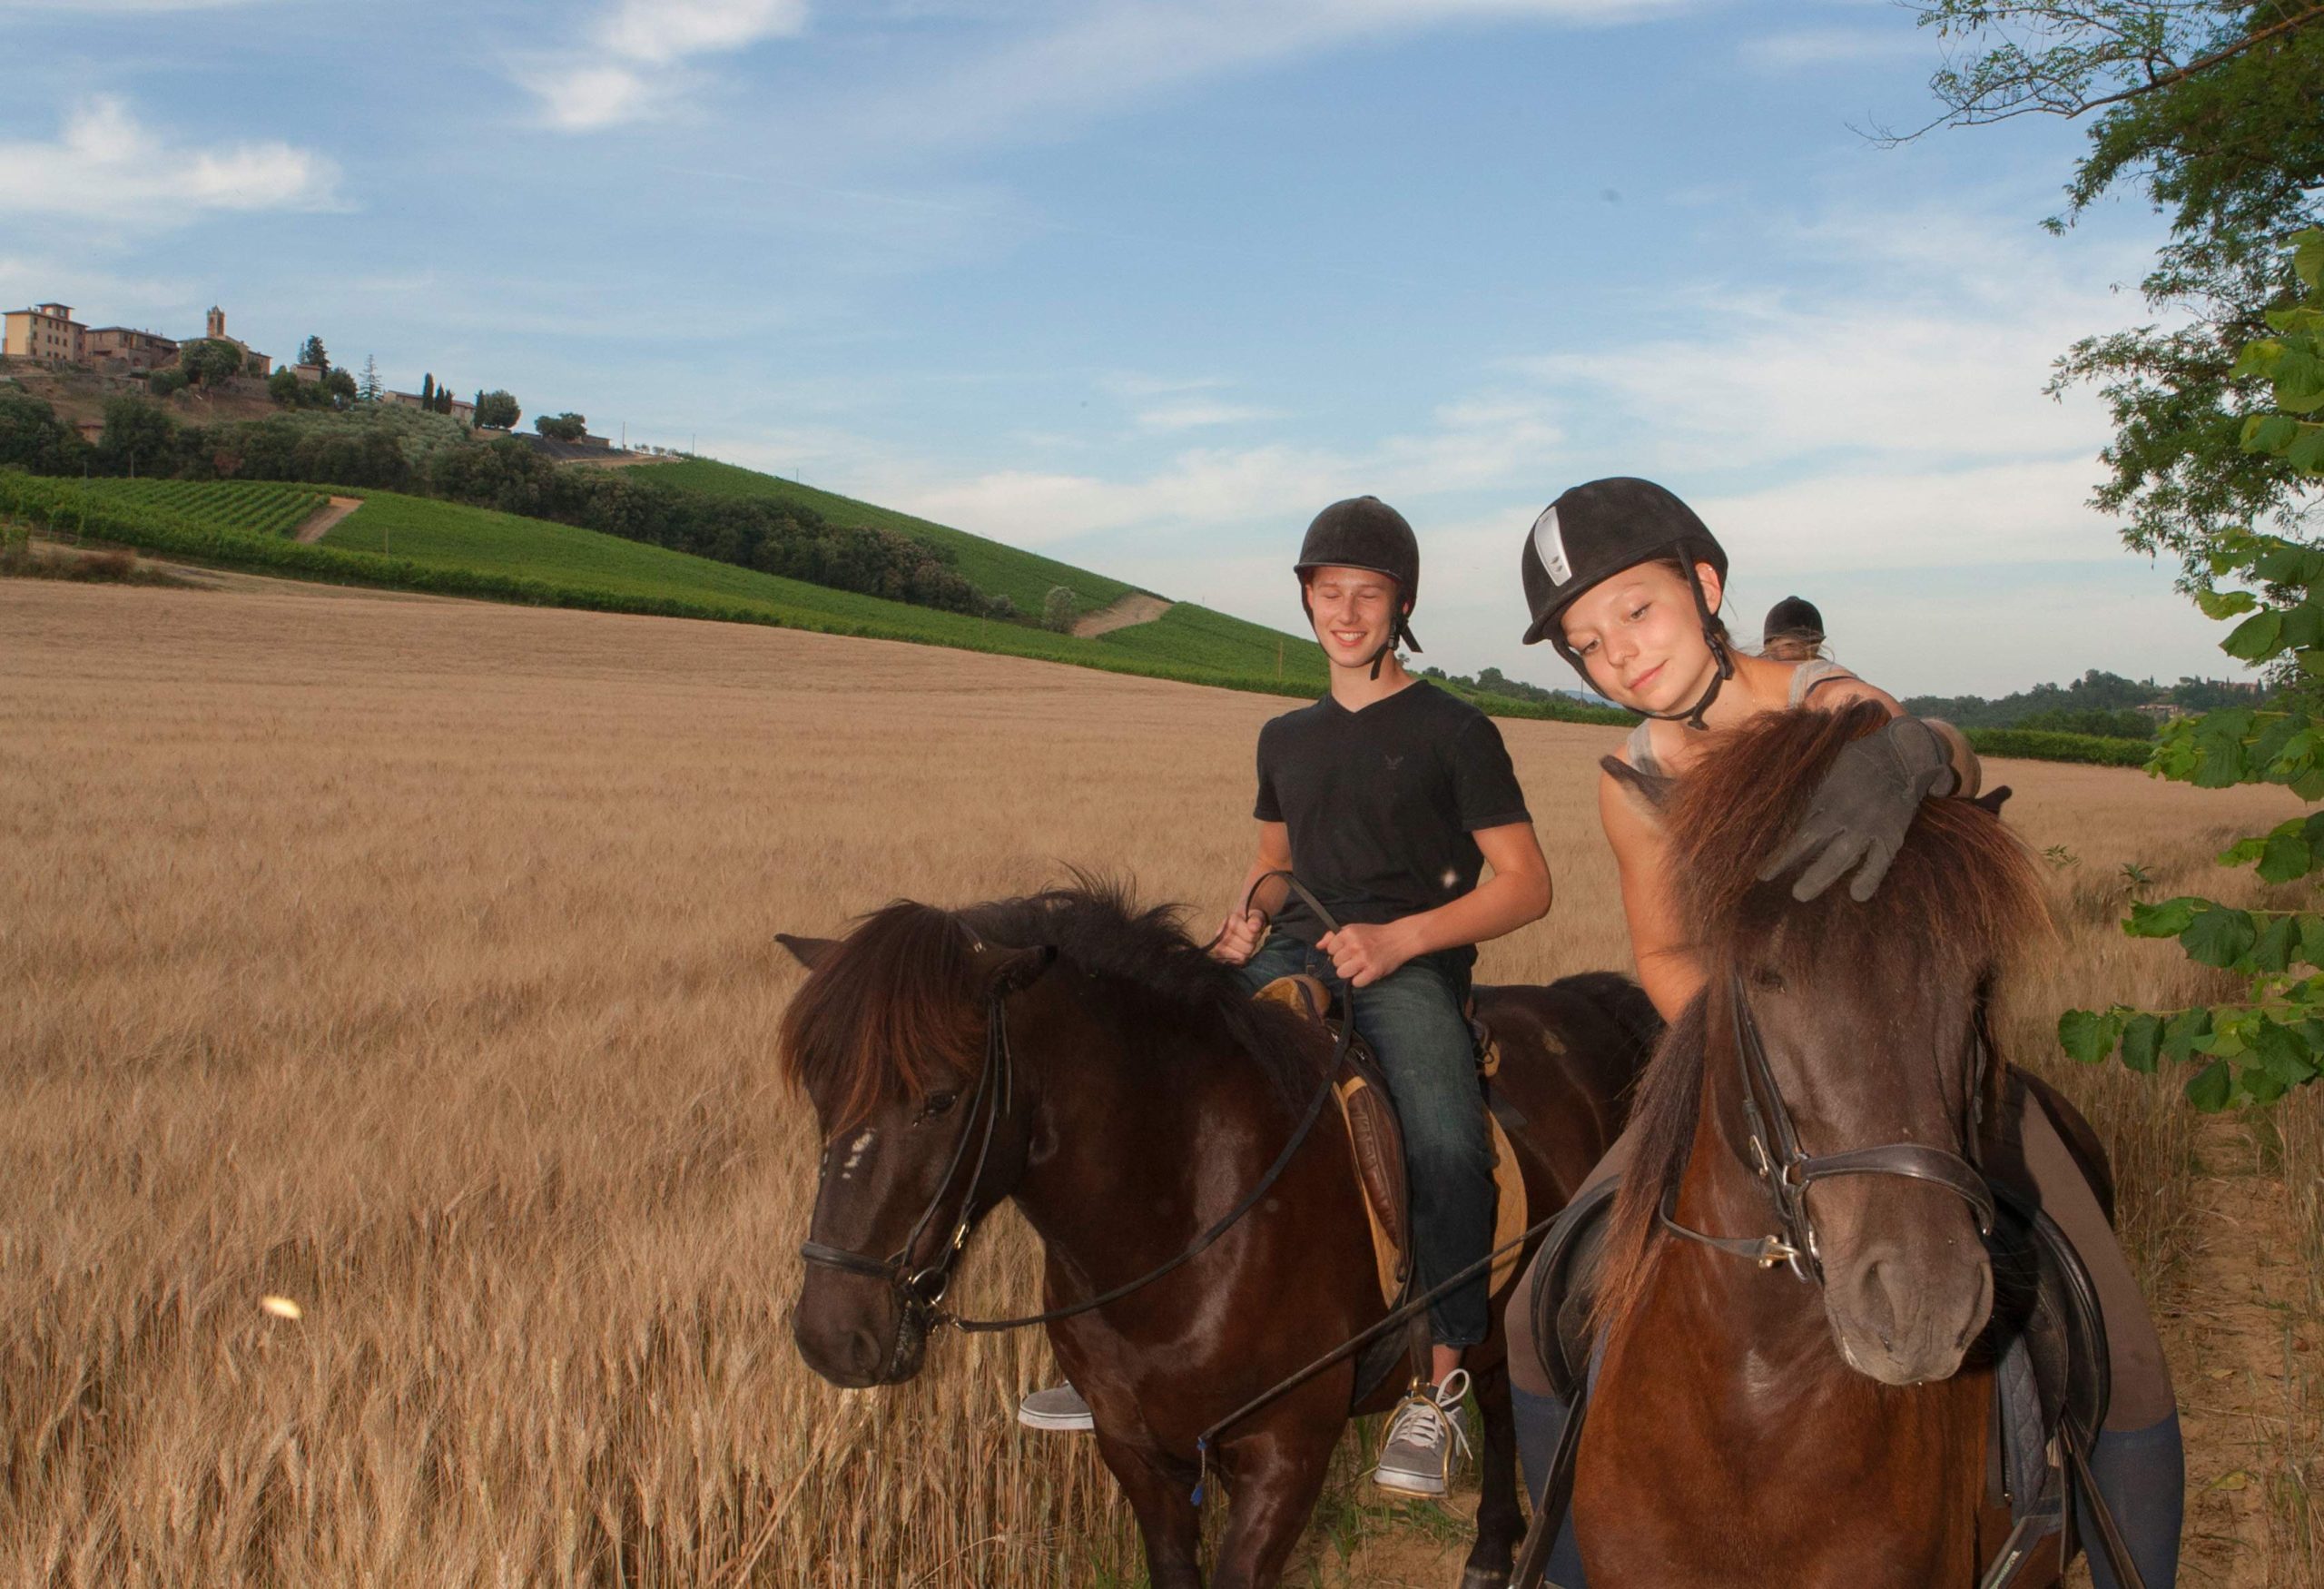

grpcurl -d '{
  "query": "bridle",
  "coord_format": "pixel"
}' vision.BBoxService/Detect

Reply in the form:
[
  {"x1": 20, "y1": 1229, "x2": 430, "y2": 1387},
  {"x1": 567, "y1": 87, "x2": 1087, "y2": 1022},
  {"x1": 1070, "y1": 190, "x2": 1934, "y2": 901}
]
[
  {"x1": 797, "y1": 977, "x2": 1019, "y2": 1343},
  {"x1": 1659, "y1": 969, "x2": 1996, "y2": 1284}
]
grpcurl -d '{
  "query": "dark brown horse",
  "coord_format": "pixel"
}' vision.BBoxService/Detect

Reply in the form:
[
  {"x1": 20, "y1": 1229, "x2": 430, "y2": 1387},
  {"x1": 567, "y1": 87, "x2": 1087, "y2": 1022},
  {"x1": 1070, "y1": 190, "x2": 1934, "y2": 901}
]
[
  {"x1": 779, "y1": 883, "x2": 1657, "y2": 1588},
  {"x1": 1573, "y1": 702, "x2": 2062, "y2": 1587}
]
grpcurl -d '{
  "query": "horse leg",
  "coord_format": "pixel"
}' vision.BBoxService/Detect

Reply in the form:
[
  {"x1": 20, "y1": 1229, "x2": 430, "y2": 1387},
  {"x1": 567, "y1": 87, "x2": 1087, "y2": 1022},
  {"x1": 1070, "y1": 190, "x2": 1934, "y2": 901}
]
[
  {"x1": 1205, "y1": 1415, "x2": 1342, "y2": 1589},
  {"x1": 1462, "y1": 1360, "x2": 1523, "y2": 1588},
  {"x1": 1095, "y1": 1433, "x2": 1206, "y2": 1589}
]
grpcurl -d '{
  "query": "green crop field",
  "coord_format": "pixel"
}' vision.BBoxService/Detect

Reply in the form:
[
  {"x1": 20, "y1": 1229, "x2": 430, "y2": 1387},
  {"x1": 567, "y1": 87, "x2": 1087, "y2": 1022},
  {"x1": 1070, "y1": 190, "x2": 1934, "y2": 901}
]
[
  {"x1": 643, "y1": 457, "x2": 1137, "y2": 617},
  {"x1": 79, "y1": 479, "x2": 327, "y2": 538}
]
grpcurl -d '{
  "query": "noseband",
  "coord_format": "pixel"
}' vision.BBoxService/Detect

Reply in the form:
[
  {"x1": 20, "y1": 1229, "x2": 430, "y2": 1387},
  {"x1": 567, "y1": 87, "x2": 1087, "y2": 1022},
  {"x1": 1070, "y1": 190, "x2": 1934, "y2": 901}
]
[
  {"x1": 1660, "y1": 970, "x2": 1996, "y2": 1284},
  {"x1": 798, "y1": 984, "x2": 1015, "y2": 1337}
]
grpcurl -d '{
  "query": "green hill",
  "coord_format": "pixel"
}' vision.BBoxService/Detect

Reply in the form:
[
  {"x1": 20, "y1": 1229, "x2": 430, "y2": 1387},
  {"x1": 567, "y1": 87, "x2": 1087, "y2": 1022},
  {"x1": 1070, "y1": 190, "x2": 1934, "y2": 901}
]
[{"x1": 644, "y1": 457, "x2": 1137, "y2": 617}]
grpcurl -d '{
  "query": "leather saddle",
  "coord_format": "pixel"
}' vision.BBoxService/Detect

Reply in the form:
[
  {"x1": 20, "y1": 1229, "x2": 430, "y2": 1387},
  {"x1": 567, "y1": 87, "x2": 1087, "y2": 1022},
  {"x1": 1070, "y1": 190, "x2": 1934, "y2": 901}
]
[
  {"x1": 1252, "y1": 974, "x2": 1530, "y2": 1310},
  {"x1": 1523, "y1": 1155, "x2": 2112, "y2": 1537}
]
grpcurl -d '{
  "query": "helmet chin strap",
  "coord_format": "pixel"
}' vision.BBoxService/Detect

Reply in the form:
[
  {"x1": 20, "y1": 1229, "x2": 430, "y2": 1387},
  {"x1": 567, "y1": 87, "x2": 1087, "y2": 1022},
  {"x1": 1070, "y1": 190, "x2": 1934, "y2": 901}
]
[{"x1": 1368, "y1": 611, "x2": 1419, "y2": 680}]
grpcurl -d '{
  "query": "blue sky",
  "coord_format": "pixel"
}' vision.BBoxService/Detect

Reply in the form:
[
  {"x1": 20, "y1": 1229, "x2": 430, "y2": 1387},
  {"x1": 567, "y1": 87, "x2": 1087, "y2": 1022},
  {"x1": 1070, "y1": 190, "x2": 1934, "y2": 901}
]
[{"x1": 0, "y1": 0, "x2": 2246, "y2": 697}]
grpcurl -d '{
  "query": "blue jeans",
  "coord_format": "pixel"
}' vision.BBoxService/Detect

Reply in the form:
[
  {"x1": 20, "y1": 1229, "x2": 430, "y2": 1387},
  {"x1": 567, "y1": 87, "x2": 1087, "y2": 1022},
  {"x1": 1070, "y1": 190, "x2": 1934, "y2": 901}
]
[{"x1": 1240, "y1": 933, "x2": 1495, "y2": 1347}]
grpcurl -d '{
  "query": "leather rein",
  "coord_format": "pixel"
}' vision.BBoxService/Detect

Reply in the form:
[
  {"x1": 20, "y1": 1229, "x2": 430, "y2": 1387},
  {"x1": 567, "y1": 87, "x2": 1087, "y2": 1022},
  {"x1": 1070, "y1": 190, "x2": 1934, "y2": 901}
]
[
  {"x1": 795, "y1": 873, "x2": 1354, "y2": 1340},
  {"x1": 1657, "y1": 970, "x2": 1995, "y2": 1284}
]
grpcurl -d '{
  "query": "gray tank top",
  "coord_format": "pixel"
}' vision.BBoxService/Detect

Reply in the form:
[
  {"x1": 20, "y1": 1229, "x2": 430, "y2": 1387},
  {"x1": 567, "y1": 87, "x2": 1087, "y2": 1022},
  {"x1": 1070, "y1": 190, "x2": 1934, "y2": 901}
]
[{"x1": 1622, "y1": 658, "x2": 1856, "y2": 778}]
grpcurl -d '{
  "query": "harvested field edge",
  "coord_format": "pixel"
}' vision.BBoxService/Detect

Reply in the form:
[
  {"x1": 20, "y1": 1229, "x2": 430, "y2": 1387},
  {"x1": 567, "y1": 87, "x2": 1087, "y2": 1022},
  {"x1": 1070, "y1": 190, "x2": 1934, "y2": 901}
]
[{"x1": 0, "y1": 470, "x2": 2169, "y2": 761}]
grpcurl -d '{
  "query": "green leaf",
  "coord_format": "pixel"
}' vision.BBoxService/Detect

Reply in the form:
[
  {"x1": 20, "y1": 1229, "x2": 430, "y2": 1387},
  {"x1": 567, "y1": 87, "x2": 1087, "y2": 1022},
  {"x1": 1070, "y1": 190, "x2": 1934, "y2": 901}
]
[
  {"x1": 2295, "y1": 229, "x2": 2324, "y2": 293},
  {"x1": 2252, "y1": 912, "x2": 2299, "y2": 972},
  {"x1": 2259, "y1": 831, "x2": 2315, "y2": 884},
  {"x1": 2126, "y1": 896, "x2": 2201, "y2": 937},
  {"x1": 2284, "y1": 603, "x2": 2324, "y2": 650},
  {"x1": 2186, "y1": 1059, "x2": 2235, "y2": 1112},
  {"x1": 2243, "y1": 1063, "x2": 2290, "y2": 1106},
  {"x1": 2287, "y1": 423, "x2": 2324, "y2": 473},
  {"x1": 2223, "y1": 610, "x2": 2287, "y2": 662},
  {"x1": 2162, "y1": 1008, "x2": 2213, "y2": 1064},
  {"x1": 2293, "y1": 766, "x2": 2324, "y2": 803},
  {"x1": 2058, "y1": 1007, "x2": 2119, "y2": 1066},
  {"x1": 2118, "y1": 1012, "x2": 2163, "y2": 1074},
  {"x1": 2299, "y1": 914, "x2": 2324, "y2": 970},
  {"x1": 2197, "y1": 587, "x2": 2259, "y2": 620},
  {"x1": 2246, "y1": 414, "x2": 2302, "y2": 457},
  {"x1": 2252, "y1": 1020, "x2": 2320, "y2": 1087},
  {"x1": 2233, "y1": 340, "x2": 2285, "y2": 381},
  {"x1": 2181, "y1": 905, "x2": 2259, "y2": 968}
]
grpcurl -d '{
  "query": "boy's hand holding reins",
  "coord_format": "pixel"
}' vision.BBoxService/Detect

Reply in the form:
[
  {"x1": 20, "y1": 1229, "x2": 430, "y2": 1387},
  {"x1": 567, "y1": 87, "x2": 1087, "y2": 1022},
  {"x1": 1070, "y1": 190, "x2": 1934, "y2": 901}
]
[
  {"x1": 1758, "y1": 716, "x2": 1958, "y2": 903},
  {"x1": 1209, "y1": 908, "x2": 1268, "y2": 966},
  {"x1": 1317, "y1": 921, "x2": 1417, "y2": 989}
]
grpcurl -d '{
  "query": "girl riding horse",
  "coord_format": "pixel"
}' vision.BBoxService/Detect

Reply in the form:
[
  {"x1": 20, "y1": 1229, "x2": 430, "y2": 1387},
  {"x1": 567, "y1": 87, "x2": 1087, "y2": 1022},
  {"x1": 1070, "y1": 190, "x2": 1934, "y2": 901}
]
[{"x1": 1505, "y1": 477, "x2": 2182, "y2": 1589}]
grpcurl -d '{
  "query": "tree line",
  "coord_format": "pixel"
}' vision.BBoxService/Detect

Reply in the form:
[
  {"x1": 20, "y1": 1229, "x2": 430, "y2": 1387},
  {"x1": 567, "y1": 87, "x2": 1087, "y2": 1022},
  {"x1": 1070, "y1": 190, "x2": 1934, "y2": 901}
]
[{"x1": 0, "y1": 390, "x2": 985, "y2": 617}]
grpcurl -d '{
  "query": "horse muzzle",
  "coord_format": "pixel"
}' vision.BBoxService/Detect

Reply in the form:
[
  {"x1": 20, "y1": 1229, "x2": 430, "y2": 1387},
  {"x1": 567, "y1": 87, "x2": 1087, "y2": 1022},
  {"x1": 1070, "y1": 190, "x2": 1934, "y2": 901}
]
[
  {"x1": 1819, "y1": 1196, "x2": 1994, "y2": 1386},
  {"x1": 792, "y1": 1277, "x2": 933, "y2": 1388}
]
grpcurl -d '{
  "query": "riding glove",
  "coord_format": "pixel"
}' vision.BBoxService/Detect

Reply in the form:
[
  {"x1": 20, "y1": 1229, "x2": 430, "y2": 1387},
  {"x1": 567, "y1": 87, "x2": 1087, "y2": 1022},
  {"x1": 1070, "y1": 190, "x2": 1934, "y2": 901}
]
[{"x1": 1758, "y1": 716, "x2": 1958, "y2": 903}]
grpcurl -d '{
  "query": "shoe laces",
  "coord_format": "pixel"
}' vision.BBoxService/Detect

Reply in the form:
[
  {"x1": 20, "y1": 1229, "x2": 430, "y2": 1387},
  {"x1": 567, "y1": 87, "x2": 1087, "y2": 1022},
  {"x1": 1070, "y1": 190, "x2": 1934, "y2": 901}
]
[{"x1": 1384, "y1": 1369, "x2": 1473, "y2": 1463}]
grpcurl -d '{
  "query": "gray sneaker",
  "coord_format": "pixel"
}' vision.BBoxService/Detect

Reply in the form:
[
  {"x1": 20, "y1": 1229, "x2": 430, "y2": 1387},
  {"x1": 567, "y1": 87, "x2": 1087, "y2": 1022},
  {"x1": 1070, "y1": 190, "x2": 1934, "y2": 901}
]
[
  {"x1": 1017, "y1": 1383, "x2": 1095, "y2": 1432},
  {"x1": 1372, "y1": 1370, "x2": 1472, "y2": 1495}
]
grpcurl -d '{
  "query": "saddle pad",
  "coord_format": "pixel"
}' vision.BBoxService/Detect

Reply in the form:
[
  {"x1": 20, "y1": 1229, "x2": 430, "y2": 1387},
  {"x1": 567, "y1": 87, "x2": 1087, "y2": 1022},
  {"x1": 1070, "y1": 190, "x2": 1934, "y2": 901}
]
[
  {"x1": 1249, "y1": 975, "x2": 1526, "y2": 1308},
  {"x1": 1329, "y1": 1071, "x2": 1527, "y2": 1307}
]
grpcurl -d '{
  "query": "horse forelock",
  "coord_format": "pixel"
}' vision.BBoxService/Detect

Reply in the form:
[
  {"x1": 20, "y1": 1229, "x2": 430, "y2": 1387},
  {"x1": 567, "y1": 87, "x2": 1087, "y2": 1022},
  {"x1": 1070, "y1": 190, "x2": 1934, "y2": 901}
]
[
  {"x1": 777, "y1": 901, "x2": 985, "y2": 1135},
  {"x1": 1588, "y1": 701, "x2": 2051, "y2": 1338},
  {"x1": 1666, "y1": 700, "x2": 2050, "y2": 980}
]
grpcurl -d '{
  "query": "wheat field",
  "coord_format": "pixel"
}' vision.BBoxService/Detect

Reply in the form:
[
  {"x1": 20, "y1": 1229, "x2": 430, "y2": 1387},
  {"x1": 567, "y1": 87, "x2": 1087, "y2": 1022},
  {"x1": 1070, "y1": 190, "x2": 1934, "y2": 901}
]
[{"x1": 2, "y1": 574, "x2": 2317, "y2": 1586}]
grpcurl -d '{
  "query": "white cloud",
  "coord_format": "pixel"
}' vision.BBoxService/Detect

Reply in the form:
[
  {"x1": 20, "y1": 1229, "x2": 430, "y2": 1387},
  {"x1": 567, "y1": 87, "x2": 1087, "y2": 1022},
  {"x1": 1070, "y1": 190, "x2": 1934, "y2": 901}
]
[
  {"x1": 519, "y1": 0, "x2": 809, "y2": 132},
  {"x1": 1136, "y1": 400, "x2": 1285, "y2": 431},
  {"x1": 1738, "y1": 26, "x2": 1925, "y2": 71},
  {"x1": 0, "y1": 97, "x2": 340, "y2": 222}
]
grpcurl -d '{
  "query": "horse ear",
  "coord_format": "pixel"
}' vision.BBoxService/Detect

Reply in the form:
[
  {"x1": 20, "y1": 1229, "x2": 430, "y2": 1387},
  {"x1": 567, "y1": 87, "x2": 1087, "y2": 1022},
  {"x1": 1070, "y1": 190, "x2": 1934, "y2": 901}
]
[
  {"x1": 775, "y1": 933, "x2": 837, "y2": 970},
  {"x1": 1971, "y1": 785, "x2": 2014, "y2": 818},
  {"x1": 980, "y1": 943, "x2": 1057, "y2": 996},
  {"x1": 1600, "y1": 753, "x2": 1671, "y2": 813}
]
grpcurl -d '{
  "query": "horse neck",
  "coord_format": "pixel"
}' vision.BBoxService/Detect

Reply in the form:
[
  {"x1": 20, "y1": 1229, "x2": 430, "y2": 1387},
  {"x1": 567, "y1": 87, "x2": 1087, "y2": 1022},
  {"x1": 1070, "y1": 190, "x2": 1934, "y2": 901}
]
[{"x1": 1003, "y1": 978, "x2": 1289, "y2": 1269}]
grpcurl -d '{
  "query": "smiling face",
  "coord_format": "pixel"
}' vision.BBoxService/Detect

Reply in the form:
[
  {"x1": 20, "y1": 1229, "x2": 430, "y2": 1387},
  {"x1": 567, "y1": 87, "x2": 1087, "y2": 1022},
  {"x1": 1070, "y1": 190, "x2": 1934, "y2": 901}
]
[
  {"x1": 1555, "y1": 558, "x2": 1725, "y2": 714},
  {"x1": 1303, "y1": 564, "x2": 1405, "y2": 671}
]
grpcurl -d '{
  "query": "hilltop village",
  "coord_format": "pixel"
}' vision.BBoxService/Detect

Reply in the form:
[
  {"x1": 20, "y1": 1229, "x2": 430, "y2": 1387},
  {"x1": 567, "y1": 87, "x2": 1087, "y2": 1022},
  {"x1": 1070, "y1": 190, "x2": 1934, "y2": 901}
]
[{"x1": 0, "y1": 296, "x2": 670, "y2": 457}]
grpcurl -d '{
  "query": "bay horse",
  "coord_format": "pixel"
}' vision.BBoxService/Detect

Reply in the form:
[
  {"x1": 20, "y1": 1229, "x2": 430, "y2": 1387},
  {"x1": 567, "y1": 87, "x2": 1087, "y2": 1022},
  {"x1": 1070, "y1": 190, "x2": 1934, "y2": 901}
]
[
  {"x1": 1571, "y1": 702, "x2": 2067, "y2": 1587},
  {"x1": 778, "y1": 883, "x2": 1659, "y2": 1588}
]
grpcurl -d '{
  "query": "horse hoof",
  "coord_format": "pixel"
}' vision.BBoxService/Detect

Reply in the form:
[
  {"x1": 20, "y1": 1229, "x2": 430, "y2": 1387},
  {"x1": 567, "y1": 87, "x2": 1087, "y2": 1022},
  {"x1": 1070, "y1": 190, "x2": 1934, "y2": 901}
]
[{"x1": 1459, "y1": 1570, "x2": 1510, "y2": 1589}]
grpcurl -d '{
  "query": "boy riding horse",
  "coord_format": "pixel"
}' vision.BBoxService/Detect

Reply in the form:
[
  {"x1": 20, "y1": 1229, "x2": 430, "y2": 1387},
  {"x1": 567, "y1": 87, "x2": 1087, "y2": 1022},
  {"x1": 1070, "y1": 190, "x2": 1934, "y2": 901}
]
[{"x1": 1022, "y1": 495, "x2": 1553, "y2": 1496}]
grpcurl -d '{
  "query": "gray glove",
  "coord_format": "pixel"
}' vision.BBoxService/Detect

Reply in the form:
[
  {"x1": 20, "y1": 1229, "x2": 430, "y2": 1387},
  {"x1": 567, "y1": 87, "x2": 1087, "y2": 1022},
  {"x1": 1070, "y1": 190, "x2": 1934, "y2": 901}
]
[{"x1": 1757, "y1": 717, "x2": 1958, "y2": 903}]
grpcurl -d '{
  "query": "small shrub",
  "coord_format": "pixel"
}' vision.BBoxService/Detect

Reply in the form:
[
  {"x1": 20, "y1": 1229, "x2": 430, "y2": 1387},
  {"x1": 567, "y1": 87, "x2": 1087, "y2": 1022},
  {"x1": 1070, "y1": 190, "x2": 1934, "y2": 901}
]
[{"x1": 1042, "y1": 585, "x2": 1078, "y2": 633}]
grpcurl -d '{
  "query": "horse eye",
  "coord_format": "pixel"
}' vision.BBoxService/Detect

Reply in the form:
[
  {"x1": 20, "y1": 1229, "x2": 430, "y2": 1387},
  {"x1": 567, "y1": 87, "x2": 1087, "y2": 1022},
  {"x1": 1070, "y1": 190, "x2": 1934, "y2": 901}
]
[
  {"x1": 921, "y1": 1091, "x2": 959, "y2": 1120},
  {"x1": 1753, "y1": 968, "x2": 1787, "y2": 992}
]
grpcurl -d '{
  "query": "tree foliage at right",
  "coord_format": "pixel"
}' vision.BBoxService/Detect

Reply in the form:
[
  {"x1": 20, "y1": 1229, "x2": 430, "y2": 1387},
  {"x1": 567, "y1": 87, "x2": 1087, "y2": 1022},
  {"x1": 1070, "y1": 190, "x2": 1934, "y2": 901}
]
[{"x1": 1909, "y1": 4, "x2": 2324, "y2": 1104}]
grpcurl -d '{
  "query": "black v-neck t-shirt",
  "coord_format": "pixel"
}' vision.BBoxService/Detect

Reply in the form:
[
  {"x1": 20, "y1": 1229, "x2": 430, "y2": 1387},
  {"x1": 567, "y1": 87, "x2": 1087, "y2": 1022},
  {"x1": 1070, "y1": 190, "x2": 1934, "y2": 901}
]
[{"x1": 1253, "y1": 681, "x2": 1531, "y2": 965}]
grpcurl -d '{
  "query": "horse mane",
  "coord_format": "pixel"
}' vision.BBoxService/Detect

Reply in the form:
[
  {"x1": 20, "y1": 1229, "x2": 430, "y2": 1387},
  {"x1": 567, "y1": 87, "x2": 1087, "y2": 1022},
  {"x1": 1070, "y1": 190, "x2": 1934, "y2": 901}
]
[
  {"x1": 1590, "y1": 701, "x2": 2049, "y2": 1336},
  {"x1": 778, "y1": 900, "x2": 987, "y2": 1135},
  {"x1": 779, "y1": 876, "x2": 1325, "y2": 1132}
]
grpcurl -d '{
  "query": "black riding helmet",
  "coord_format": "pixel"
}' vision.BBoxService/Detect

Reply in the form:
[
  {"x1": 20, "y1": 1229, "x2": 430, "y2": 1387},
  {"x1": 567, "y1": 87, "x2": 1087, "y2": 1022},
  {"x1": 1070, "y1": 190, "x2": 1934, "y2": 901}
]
[
  {"x1": 1517, "y1": 477, "x2": 1731, "y2": 728},
  {"x1": 1295, "y1": 495, "x2": 1422, "y2": 677},
  {"x1": 1764, "y1": 594, "x2": 1825, "y2": 646}
]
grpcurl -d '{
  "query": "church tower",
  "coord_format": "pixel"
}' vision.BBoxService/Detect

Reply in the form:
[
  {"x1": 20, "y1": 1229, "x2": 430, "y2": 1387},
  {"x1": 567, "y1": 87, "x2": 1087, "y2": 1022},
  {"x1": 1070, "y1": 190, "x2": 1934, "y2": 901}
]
[{"x1": 206, "y1": 306, "x2": 224, "y2": 340}]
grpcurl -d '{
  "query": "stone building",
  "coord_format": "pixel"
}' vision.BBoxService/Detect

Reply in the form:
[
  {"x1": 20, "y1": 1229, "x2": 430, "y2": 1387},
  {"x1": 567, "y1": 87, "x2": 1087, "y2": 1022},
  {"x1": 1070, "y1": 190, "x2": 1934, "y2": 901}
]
[
  {"x1": 2, "y1": 302, "x2": 86, "y2": 362},
  {"x1": 84, "y1": 325, "x2": 179, "y2": 373}
]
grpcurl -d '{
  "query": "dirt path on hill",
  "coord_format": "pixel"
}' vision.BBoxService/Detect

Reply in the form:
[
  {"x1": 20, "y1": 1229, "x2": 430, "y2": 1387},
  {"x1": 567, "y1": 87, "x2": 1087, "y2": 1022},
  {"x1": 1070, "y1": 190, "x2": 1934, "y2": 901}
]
[
  {"x1": 1073, "y1": 591, "x2": 1172, "y2": 637},
  {"x1": 2165, "y1": 1112, "x2": 2318, "y2": 1588},
  {"x1": 293, "y1": 496, "x2": 363, "y2": 544}
]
